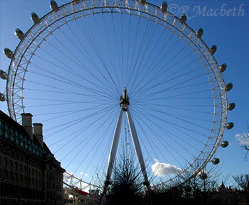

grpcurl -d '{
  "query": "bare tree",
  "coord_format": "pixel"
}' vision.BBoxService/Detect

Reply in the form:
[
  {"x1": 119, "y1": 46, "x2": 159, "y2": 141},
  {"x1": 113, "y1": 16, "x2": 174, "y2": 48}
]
[
  {"x1": 236, "y1": 125, "x2": 249, "y2": 159},
  {"x1": 232, "y1": 174, "x2": 249, "y2": 205},
  {"x1": 181, "y1": 159, "x2": 223, "y2": 193},
  {"x1": 233, "y1": 174, "x2": 249, "y2": 191},
  {"x1": 92, "y1": 151, "x2": 151, "y2": 205},
  {"x1": 105, "y1": 157, "x2": 145, "y2": 205}
]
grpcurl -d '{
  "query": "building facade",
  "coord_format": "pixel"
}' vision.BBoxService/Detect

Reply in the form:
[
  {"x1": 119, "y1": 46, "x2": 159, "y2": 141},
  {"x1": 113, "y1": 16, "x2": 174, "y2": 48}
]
[{"x1": 0, "y1": 111, "x2": 65, "y2": 205}]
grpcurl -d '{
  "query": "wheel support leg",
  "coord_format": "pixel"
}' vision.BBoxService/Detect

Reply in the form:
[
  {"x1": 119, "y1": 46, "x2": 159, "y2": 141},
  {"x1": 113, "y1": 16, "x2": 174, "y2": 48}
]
[
  {"x1": 126, "y1": 109, "x2": 149, "y2": 186},
  {"x1": 100, "y1": 108, "x2": 124, "y2": 204}
]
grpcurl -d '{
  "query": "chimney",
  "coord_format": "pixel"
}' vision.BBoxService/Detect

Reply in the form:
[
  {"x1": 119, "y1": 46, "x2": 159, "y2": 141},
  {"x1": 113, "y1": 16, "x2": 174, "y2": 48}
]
[
  {"x1": 33, "y1": 123, "x2": 43, "y2": 147},
  {"x1": 21, "y1": 113, "x2": 33, "y2": 140}
]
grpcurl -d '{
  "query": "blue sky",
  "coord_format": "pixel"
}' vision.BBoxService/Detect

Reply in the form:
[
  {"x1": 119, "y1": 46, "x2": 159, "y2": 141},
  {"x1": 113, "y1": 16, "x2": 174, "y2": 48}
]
[{"x1": 0, "y1": 0, "x2": 248, "y2": 187}]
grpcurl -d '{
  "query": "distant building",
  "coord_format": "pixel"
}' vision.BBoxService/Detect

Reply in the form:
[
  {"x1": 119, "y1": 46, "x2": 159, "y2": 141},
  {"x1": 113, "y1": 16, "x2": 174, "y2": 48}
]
[
  {"x1": 210, "y1": 182, "x2": 248, "y2": 205},
  {"x1": 0, "y1": 110, "x2": 65, "y2": 205}
]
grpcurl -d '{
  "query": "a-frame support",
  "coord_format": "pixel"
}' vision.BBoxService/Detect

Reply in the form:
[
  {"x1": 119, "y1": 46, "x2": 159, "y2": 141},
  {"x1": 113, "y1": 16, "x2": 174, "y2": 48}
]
[{"x1": 100, "y1": 88, "x2": 149, "y2": 205}]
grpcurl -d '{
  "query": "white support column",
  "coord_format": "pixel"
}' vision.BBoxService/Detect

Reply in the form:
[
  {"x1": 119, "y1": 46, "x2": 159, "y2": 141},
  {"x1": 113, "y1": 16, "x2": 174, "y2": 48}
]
[
  {"x1": 106, "y1": 108, "x2": 124, "y2": 183},
  {"x1": 126, "y1": 109, "x2": 149, "y2": 186},
  {"x1": 101, "y1": 108, "x2": 124, "y2": 204}
]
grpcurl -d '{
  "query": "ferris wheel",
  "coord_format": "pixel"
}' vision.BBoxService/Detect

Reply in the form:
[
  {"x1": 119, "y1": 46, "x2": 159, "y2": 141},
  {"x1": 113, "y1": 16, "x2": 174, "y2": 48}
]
[{"x1": 1, "y1": 0, "x2": 235, "y2": 198}]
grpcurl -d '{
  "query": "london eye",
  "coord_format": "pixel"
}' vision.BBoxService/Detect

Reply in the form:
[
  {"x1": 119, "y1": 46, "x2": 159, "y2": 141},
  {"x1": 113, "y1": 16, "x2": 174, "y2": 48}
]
[{"x1": 1, "y1": 0, "x2": 235, "y2": 200}]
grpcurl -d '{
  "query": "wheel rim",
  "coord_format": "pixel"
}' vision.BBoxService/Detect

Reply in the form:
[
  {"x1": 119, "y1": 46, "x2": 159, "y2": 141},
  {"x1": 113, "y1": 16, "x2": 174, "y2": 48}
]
[{"x1": 6, "y1": 0, "x2": 228, "y2": 187}]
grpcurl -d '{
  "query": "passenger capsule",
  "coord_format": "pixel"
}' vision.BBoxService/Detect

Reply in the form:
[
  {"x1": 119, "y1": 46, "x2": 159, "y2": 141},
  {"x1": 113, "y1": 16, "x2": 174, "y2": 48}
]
[
  {"x1": 225, "y1": 83, "x2": 233, "y2": 91},
  {"x1": 3, "y1": 48, "x2": 13, "y2": 59},
  {"x1": 210, "y1": 45, "x2": 217, "y2": 54},
  {"x1": 219, "y1": 63, "x2": 227, "y2": 73},
  {"x1": 212, "y1": 158, "x2": 220, "y2": 165},
  {"x1": 31, "y1": 12, "x2": 40, "y2": 24},
  {"x1": 196, "y1": 28, "x2": 203, "y2": 38},
  {"x1": 199, "y1": 172, "x2": 207, "y2": 180},
  {"x1": 221, "y1": 141, "x2": 229, "y2": 148},
  {"x1": 180, "y1": 13, "x2": 187, "y2": 24},
  {"x1": 228, "y1": 103, "x2": 235, "y2": 111},
  {"x1": 72, "y1": 0, "x2": 80, "y2": 4},
  {"x1": 160, "y1": 2, "x2": 168, "y2": 13},
  {"x1": 140, "y1": 0, "x2": 146, "y2": 5},
  {"x1": 15, "y1": 28, "x2": 24, "y2": 40},
  {"x1": 50, "y1": 0, "x2": 59, "y2": 11},
  {"x1": 0, "y1": 70, "x2": 7, "y2": 80},
  {"x1": 226, "y1": 122, "x2": 234, "y2": 130},
  {"x1": 0, "y1": 93, "x2": 5, "y2": 102}
]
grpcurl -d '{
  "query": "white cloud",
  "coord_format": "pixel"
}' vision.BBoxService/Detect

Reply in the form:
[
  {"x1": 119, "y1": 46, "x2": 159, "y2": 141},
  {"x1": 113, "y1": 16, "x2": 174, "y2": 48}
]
[
  {"x1": 236, "y1": 133, "x2": 249, "y2": 147},
  {"x1": 151, "y1": 159, "x2": 182, "y2": 177},
  {"x1": 79, "y1": 172, "x2": 88, "y2": 177}
]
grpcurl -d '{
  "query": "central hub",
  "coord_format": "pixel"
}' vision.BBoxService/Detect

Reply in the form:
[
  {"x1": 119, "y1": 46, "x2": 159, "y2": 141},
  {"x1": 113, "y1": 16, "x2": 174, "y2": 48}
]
[{"x1": 120, "y1": 88, "x2": 130, "y2": 111}]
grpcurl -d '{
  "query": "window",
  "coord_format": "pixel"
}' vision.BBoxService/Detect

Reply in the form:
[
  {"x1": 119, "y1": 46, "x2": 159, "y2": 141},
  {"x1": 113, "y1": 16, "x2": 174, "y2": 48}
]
[
  {"x1": 3, "y1": 169, "x2": 8, "y2": 180},
  {"x1": 20, "y1": 175, "x2": 23, "y2": 183},
  {"x1": 15, "y1": 173, "x2": 18, "y2": 181},
  {"x1": 4, "y1": 123, "x2": 9, "y2": 139},
  {"x1": 4, "y1": 131, "x2": 9, "y2": 138},
  {"x1": 15, "y1": 162, "x2": 18, "y2": 170},
  {"x1": 10, "y1": 160, "x2": 13, "y2": 168},
  {"x1": 10, "y1": 127, "x2": 15, "y2": 141},
  {"x1": 20, "y1": 164, "x2": 22, "y2": 172},
  {"x1": 10, "y1": 171, "x2": 13, "y2": 180},
  {"x1": 4, "y1": 158, "x2": 7, "y2": 166},
  {"x1": 15, "y1": 135, "x2": 19, "y2": 144}
]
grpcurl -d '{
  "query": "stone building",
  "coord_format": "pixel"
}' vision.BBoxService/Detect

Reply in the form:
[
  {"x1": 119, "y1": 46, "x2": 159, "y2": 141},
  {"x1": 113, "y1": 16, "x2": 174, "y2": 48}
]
[{"x1": 0, "y1": 110, "x2": 65, "y2": 205}]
